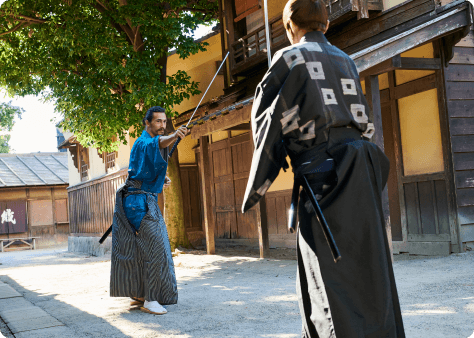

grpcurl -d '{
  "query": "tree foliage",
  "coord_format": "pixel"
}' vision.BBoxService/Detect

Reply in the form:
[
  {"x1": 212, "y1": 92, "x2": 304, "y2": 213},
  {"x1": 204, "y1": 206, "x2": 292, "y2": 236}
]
[
  {"x1": 0, "y1": 0, "x2": 218, "y2": 152},
  {"x1": 0, "y1": 100, "x2": 23, "y2": 153}
]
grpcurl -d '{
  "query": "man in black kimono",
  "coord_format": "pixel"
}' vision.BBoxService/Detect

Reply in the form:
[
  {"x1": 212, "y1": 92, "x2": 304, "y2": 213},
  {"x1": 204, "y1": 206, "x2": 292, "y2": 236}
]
[{"x1": 241, "y1": 0, "x2": 405, "y2": 337}]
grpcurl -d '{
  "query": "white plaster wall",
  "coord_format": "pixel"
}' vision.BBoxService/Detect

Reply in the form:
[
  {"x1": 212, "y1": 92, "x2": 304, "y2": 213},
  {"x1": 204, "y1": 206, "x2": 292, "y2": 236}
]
[
  {"x1": 116, "y1": 134, "x2": 131, "y2": 170},
  {"x1": 88, "y1": 147, "x2": 106, "y2": 180},
  {"x1": 61, "y1": 131, "x2": 81, "y2": 187}
]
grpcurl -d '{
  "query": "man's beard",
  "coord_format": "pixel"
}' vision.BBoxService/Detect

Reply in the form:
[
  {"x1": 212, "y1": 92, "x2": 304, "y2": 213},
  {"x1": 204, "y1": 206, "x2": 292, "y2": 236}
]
[{"x1": 157, "y1": 128, "x2": 165, "y2": 135}]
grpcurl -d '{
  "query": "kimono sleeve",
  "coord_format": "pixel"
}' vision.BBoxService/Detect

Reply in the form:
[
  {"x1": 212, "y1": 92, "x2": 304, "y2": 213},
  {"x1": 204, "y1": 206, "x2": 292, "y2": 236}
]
[{"x1": 242, "y1": 50, "x2": 301, "y2": 213}]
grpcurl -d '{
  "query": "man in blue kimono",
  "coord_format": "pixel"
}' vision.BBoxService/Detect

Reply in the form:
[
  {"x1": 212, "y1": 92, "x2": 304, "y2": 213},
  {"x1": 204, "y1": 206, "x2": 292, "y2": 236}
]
[{"x1": 110, "y1": 106, "x2": 189, "y2": 315}]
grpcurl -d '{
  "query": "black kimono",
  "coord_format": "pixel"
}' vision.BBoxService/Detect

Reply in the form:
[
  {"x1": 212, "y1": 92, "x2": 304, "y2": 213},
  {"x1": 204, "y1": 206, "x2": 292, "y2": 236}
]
[{"x1": 242, "y1": 31, "x2": 405, "y2": 338}]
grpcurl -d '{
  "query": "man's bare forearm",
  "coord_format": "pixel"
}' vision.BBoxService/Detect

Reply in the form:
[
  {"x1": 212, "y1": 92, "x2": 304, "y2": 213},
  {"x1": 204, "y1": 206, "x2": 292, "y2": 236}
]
[
  {"x1": 158, "y1": 133, "x2": 178, "y2": 149},
  {"x1": 158, "y1": 126, "x2": 190, "y2": 149}
]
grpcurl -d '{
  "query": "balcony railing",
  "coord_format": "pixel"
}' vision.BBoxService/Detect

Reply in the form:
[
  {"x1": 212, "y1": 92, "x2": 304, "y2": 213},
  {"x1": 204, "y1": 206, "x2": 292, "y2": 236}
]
[{"x1": 230, "y1": 15, "x2": 289, "y2": 76}]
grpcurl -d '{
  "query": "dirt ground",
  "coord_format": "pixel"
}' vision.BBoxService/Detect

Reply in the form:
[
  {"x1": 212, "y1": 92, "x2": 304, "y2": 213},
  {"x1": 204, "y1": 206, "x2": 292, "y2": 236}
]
[{"x1": 0, "y1": 245, "x2": 473, "y2": 338}]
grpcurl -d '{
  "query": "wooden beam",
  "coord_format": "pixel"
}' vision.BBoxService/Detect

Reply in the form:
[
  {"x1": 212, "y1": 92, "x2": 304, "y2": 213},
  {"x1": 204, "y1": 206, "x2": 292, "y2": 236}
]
[
  {"x1": 366, "y1": 75, "x2": 393, "y2": 260},
  {"x1": 393, "y1": 73, "x2": 436, "y2": 99},
  {"x1": 191, "y1": 104, "x2": 252, "y2": 139},
  {"x1": 359, "y1": 55, "x2": 402, "y2": 79},
  {"x1": 199, "y1": 136, "x2": 216, "y2": 254},
  {"x1": 359, "y1": 56, "x2": 441, "y2": 78},
  {"x1": 352, "y1": 6, "x2": 471, "y2": 73},
  {"x1": 399, "y1": 57, "x2": 441, "y2": 70},
  {"x1": 227, "y1": 122, "x2": 251, "y2": 131},
  {"x1": 250, "y1": 134, "x2": 269, "y2": 258},
  {"x1": 256, "y1": 197, "x2": 270, "y2": 258}
]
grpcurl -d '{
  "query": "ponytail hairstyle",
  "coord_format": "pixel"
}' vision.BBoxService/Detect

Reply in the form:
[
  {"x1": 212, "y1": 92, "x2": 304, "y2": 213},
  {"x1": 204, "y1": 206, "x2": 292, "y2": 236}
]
[
  {"x1": 142, "y1": 106, "x2": 165, "y2": 126},
  {"x1": 283, "y1": 0, "x2": 328, "y2": 34}
]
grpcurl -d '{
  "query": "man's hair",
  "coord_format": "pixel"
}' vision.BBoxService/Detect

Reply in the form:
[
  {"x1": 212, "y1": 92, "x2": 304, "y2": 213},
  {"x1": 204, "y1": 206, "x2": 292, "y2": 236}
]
[
  {"x1": 283, "y1": 0, "x2": 328, "y2": 33},
  {"x1": 143, "y1": 106, "x2": 166, "y2": 126}
]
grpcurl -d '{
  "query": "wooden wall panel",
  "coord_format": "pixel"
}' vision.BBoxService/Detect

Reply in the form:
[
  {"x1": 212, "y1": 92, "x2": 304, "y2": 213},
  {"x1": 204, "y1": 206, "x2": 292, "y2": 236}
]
[
  {"x1": 404, "y1": 183, "x2": 419, "y2": 235},
  {"x1": 418, "y1": 181, "x2": 436, "y2": 234},
  {"x1": 0, "y1": 189, "x2": 26, "y2": 200},
  {"x1": 55, "y1": 199, "x2": 68, "y2": 223},
  {"x1": 265, "y1": 190, "x2": 292, "y2": 235},
  {"x1": 458, "y1": 205, "x2": 474, "y2": 225},
  {"x1": 29, "y1": 200, "x2": 53, "y2": 226},
  {"x1": 435, "y1": 180, "x2": 450, "y2": 235},
  {"x1": 449, "y1": 118, "x2": 474, "y2": 135},
  {"x1": 445, "y1": 22, "x2": 474, "y2": 243},
  {"x1": 455, "y1": 170, "x2": 474, "y2": 189},
  {"x1": 447, "y1": 101, "x2": 474, "y2": 117},
  {"x1": 456, "y1": 189, "x2": 474, "y2": 207},
  {"x1": 180, "y1": 165, "x2": 203, "y2": 230},
  {"x1": 453, "y1": 153, "x2": 474, "y2": 171},
  {"x1": 68, "y1": 170, "x2": 127, "y2": 234},
  {"x1": 451, "y1": 135, "x2": 474, "y2": 152}
]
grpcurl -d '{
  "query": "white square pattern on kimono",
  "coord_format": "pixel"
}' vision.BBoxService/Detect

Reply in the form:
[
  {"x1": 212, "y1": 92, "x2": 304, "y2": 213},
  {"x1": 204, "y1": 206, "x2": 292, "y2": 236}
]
[
  {"x1": 283, "y1": 49, "x2": 305, "y2": 69},
  {"x1": 321, "y1": 88, "x2": 338, "y2": 105},
  {"x1": 281, "y1": 105, "x2": 301, "y2": 135},
  {"x1": 341, "y1": 79, "x2": 357, "y2": 95},
  {"x1": 256, "y1": 179, "x2": 272, "y2": 195},
  {"x1": 363, "y1": 122, "x2": 375, "y2": 139},
  {"x1": 299, "y1": 42, "x2": 323, "y2": 53},
  {"x1": 299, "y1": 120, "x2": 316, "y2": 140},
  {"x1": 350, "y1": 104, "x2": 369, "y2": 123},
  {"x1": 306, "y1": 62, "x2": 325, "y2": 80}
]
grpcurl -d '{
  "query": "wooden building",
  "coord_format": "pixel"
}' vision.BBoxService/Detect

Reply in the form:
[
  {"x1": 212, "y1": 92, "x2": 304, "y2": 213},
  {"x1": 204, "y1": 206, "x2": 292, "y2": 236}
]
[
  {"x1": 170, "y1": 0, "x2": 474, "y2": 257},
  {"x1": 0, "y1": 153, "x2": 69, "y2": 249},
  {"x1": 63, "y1": 0, "x2": 474, "y2": 257}
]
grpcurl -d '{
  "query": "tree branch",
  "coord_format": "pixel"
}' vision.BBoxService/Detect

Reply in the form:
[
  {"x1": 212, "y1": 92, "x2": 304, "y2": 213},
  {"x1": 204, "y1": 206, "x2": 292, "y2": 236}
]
[
  {"x1": 15, "y1": 14, "x2": 47, "y2": 24},
  {"x1": 0, "y1": 22, "x2": 27, "y2": 37}
]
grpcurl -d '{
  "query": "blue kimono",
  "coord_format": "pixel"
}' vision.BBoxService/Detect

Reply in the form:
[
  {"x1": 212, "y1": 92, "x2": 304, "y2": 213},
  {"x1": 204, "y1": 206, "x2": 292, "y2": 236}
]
[{"x1": 124, "y1": 130, "x2": 168, "y2": 230}]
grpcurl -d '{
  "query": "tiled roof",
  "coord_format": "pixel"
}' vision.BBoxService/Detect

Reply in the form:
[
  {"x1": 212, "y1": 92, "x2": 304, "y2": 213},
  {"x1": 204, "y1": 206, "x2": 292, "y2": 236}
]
[{"x1": 0, "y1": 153, "x2": 68, "y2": 187}]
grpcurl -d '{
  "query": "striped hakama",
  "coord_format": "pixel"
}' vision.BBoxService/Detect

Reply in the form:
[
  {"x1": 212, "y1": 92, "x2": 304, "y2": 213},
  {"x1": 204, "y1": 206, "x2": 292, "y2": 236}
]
[{"x1": 110, "y1": 179, "x2": 178, "y2": 305}]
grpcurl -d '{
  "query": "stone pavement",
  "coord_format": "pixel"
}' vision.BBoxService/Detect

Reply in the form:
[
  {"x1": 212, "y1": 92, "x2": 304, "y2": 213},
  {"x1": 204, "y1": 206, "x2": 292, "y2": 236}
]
[{"x1": 0, "y1": 280, "x2": 71, "y2": 337}]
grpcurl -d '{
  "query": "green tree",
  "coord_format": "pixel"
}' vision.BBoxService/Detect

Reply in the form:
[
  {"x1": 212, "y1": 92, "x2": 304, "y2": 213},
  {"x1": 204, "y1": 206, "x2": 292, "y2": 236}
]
[
  {"x1": 0, "y1": 101, "x2": 23, "y2": 153},
  {"x1": 0, "y1": 0, "x2": 217, "y2": 248}
]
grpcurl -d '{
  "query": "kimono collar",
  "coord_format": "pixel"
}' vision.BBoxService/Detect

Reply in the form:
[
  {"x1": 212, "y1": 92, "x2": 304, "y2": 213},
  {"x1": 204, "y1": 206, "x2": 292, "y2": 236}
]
[
  {"x1": 300, "y1": 31, "x2": 330, "y2": 45},
  {"x1": 141, "y1": 129, "x2": 152, "y2": 139}
]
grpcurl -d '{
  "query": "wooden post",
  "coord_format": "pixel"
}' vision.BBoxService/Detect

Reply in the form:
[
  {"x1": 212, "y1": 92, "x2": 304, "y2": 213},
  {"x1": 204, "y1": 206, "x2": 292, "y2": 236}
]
[
  {"x1": 366, "y1": 75, "x2": 393, "y2": 260},
  {"x1": 250, "y1": 132, "x2": 270, "y2": 258},
  {"x1": 256, "y1": 197, "x2": 270, "y2": 258},
  {"x1": 199, "y1": 136, "x2": 216, "y2": 254}
]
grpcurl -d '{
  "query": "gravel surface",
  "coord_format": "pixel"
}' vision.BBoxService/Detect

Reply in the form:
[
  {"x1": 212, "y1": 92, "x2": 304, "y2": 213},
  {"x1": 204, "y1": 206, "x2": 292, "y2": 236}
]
[{"x1": 0, "y1": 245, "x2": 473, "y2": 337}]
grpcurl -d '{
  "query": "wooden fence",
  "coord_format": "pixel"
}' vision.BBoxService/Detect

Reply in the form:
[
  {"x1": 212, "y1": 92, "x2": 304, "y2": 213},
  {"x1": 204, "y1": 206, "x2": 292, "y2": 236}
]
[{"x1": 68, "y1": 169, "x2": 127, "y2": 234}]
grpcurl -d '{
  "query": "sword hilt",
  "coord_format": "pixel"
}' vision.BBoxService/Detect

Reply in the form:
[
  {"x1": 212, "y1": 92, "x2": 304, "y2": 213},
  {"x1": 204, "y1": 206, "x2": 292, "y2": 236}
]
[{"x1": 168, "y1": 137, "x2": 181, "y2": 158}]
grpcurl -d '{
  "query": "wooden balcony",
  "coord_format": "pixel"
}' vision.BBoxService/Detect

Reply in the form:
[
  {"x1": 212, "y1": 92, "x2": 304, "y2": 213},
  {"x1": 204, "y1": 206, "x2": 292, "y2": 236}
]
[
  {"x1": 230, "y1": 15, "x2": 289, "y2": 76},
  {"x1": 326, "y1": 0, "x2": 383, "y2": 26},
  {"x1": 228, "y1": 0, "x2": 383, "y2": 77}
]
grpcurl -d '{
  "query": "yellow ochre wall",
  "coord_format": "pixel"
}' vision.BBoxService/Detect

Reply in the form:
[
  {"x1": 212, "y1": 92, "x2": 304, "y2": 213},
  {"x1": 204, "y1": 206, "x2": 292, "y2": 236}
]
[
  {"x1": 168, "y1": 34, "x2": 225, "y2": 114},
  {"x1": 267, "y1": 0, "x2": 288, "y2": 19},
  {"x1": 398, "y1": 89, "x2": 444, "y2": 176},
  {"x1": 168, "y1": 33, "x2": 225, "y2": 164}
]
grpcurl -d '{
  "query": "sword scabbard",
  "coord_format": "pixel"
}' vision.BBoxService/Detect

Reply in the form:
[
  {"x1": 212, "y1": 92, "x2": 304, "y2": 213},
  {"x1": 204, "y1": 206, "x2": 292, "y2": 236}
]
[{"x1": 301, "y1": 175, "x2": 341, "y2": 263}]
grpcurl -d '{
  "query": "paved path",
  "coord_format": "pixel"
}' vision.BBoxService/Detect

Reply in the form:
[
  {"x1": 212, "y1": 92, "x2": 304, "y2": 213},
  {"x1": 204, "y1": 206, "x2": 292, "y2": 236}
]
[{"x1": 0, "y1": 246, "x2": 473, "y2": 337}]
